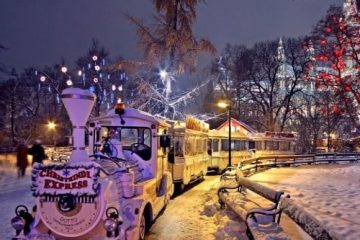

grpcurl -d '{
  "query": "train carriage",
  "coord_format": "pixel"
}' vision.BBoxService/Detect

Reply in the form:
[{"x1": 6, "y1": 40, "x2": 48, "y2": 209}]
[
  {"x1": 167, "y1": 116, "x2": 209, "y2": 192},
  {"x1": 251, "y1": 131, "x2": 297, "y2": 157}
]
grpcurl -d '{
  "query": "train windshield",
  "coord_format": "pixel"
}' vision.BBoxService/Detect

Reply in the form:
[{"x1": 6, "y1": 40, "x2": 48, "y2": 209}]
[{"x1": 98, "y1": 126, "x2": 152, "y2": 148}]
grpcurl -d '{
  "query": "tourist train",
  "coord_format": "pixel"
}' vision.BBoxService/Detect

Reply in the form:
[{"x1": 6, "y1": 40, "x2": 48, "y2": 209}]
[
  {"x1": 10, "y1": 88, "x2": 296, "y2": 240},
  {"x1": 11, "y1": 88, "x2": 174, "y2": 240}
]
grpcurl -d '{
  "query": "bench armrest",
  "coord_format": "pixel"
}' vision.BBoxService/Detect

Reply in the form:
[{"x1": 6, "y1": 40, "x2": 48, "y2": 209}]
[{"x1": 246, "y1": 207, "x2": 282, "y2": 223}]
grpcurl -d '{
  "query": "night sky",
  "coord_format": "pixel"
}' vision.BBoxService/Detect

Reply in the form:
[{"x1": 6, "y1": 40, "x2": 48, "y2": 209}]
[{"x1": 0, "y1": 0, "x2": 343, "y2": 70}]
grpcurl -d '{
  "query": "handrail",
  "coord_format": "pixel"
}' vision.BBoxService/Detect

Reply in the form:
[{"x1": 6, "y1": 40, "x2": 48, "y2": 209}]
[{"x1": 239, "y1": 152, "x2": 360, "y2": 175}]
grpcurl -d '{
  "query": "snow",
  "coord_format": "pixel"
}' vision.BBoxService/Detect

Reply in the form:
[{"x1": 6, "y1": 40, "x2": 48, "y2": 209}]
[
  {"x1": 0, "y1": 166, "x2": 35, "y2": 240},
  {"x1": 1, "y1": 161, "x2": 360, "y2": 239},
  {"x1": 249, "y1": 164, "x2": 360, "y2": 240}
]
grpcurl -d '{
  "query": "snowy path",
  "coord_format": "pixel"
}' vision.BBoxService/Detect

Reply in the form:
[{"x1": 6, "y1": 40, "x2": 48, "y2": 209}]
[
  {"x1": 146, "y1": 175, "x2": 249, "y2": 240},
  {"x1": 0, "y1": 167, "x2": 35, "y2": 240}
]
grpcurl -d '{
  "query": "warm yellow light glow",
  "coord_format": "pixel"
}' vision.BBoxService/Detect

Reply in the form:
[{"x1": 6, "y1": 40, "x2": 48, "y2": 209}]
[
  {"x1": 330, "y1": 133, "x2": 336, "y2": 139},
  {"x1": 217, "y1": 102, "x2": 229, "y2": 109},
  {"x1": 47, "y1": 121, "x2": 56, "y2": 130}
]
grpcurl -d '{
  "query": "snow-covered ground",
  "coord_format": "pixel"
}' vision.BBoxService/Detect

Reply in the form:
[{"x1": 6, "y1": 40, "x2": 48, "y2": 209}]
[
  {"x1": 0, "y1": 166, "x2": 34, "y2": 240},
  {"x1": 147, "y1": 175, "x2": 249, "y2": 240},
  {"x1": 1, "y1": 163, "x2": 360, "y2": 239},
  {"x1": 249, "y1": 164, "x2": 360, "y2": 239}
]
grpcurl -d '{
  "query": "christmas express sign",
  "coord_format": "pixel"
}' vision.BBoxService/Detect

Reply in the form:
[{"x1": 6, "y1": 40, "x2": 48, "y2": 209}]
[{"x1": 32, "y1": 163, "x2": 100, "y2": 196}]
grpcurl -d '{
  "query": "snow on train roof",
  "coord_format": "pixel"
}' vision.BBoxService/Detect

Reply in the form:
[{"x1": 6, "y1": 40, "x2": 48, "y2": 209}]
[{"x1": 90, "y1": 107, "x2": 169, "y2": 127}]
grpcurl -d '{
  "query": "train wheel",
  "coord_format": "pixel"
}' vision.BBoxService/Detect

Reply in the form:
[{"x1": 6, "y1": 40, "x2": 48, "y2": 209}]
[
  {"x1": 139, "y1": 213, "x2": 146, "y2": 240},
  {"x1": 175, "y1": 182, "x2": 185, "y2": 194}
]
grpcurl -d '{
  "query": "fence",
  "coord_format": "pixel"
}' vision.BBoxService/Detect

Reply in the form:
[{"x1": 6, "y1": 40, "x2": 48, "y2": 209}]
[{"x1": 240, "y1": 152, "x2": 360, "y2": 175}]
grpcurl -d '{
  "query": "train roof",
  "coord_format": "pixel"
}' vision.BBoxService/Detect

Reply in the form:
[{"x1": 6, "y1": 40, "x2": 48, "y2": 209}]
[{"x1": 90, "y1": 108, "x2": 170, "y2": 127}]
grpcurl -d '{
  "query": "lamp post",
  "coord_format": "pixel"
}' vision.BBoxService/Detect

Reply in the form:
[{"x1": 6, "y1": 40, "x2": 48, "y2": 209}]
[{"x1": 218, "y1": 101, "x2": 232, "y2": 167}]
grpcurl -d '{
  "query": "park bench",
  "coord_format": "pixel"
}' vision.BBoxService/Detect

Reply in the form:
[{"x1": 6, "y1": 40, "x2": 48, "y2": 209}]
[{"x1": 218, "y1": 176, "x2": 290, "y2": 240}]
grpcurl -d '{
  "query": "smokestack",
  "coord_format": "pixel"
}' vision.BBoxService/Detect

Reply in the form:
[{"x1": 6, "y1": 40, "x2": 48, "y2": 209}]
[{"x1": 61, "y1": 88, "x2": 96, "y2": 162}]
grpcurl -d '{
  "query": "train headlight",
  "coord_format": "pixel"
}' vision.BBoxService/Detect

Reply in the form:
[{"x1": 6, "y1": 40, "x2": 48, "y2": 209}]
[
  {"x1": 103, "y1": 207, "x2": 123, "y2": 235},
  {"x1": 11, "y1": 216, "x2": 25, "y2": 231},
  {"x1": 103, "y1": 218, "x2": 118, "y2": 232}
]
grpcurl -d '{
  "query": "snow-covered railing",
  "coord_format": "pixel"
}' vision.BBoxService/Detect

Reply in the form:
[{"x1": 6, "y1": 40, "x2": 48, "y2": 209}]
[
  {"x1": 280, "y1": 197, "x2": 333, "y2": 239},
  {"x1": 240, "y1": 152, "x2": 360, "y2": 175}
]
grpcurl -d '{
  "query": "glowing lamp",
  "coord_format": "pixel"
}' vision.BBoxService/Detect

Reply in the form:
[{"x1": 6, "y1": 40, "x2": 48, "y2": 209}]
[
  {"x1": 66, "y1": 79, "x2": 73, "y2": 86},
  {"x1": 61, "y1": 66, "x2": 68, "y2": 73},
  {"x1": 159, "y1": 69, "x2": 168, "y2": 79},
  {"x1": 40, "y1": 76, "x2": 46, "y2": 82}
]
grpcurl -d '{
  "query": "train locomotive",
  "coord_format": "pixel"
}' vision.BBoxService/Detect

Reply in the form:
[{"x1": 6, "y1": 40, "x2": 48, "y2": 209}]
[{"x1": 11, "y1": 88, "x2": 173, "y2": 240}]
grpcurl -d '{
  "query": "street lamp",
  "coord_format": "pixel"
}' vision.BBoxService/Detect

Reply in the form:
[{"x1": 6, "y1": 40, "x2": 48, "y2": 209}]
[
  {"x1": 47, "y1": 121, "x2": 57, "y2": 150},
  {"x1": 218, "y1": 101, "x2": 232, "y2": 167}
]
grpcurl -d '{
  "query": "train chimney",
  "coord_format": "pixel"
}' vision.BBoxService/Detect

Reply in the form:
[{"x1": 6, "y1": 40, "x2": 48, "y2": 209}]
[{"x1": 61, "y1": 88, "x2": 96, "y2": 162}]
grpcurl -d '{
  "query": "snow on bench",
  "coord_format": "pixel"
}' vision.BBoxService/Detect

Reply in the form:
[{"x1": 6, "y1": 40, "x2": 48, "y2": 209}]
[
  {"x1": 280, "y1": 197, "x2": 333, "y2": 240},
  {"x1": 218, "y1": 176, "x2": 290, "y2": 239}
]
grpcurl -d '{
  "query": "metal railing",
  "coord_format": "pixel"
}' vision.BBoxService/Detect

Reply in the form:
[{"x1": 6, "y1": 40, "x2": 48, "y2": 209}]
[{"x1": 239, "y1": 152, "x2": 360, "y2": 175}]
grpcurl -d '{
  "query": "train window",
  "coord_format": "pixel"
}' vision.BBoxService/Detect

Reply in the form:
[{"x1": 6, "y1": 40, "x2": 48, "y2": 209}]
[
  {"x1": 234, "y1": 140, "x2": 241, "y2": 151},
  {"x1": 249, "y1": 141, "x2": 255, "y2": 150},
  {"x1": 174, "y1": 137, "x2": 184, "y2": 157},
  {"x1": 121, "y1": 128, "x2": 138, "y2": 146},
  {"x1": 196, "y1": 138, "x2": 204, "y2": 153},
  {"x1": 185, "y1": 135, "x2": 194, "y2": 155},
  {"x1": 279, "y1": 141, "x2": 290, "y2": 151},
  {"x1": 255, "y1": 141, "x2": 263, "y2": 150},
  {"x1": 212, "y1": 139, "x2": 219, "y2": 152},
  {"x1": 265, "y1": 141, "x2": 279, "y2": 150},
  {"x1": 221, "y1": 139, "x2": 229, "y2": 151}
]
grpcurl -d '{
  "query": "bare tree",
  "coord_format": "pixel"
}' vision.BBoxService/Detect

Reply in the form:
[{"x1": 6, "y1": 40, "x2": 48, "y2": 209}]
[{"x1": 124, "y1": 0, "x2": 216, "y2": 118}]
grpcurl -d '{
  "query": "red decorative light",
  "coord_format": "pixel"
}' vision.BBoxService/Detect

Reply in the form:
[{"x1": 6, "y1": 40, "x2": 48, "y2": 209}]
[{"x1": 343, "y1": 84, "x2": 351, "y2": 92}]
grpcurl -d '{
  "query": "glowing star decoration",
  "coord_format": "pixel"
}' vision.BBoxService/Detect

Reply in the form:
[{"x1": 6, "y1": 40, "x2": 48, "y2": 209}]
[
  {"x1": 93, "y1": 77, "x2": 98, "y2": 83},
  {"x1": 94, "y1": 65, "x2": 100, "y2": 71},
  {"x1": 40, "y1": 76, "x2": 46, "y2": 82},
  {"x1": 92, "y1": 55, "x2": 98, "y2": 61}
]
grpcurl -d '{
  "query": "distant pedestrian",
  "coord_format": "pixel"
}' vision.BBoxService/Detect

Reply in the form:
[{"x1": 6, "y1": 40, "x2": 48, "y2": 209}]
[
  {"x1": 29, "y1": 140, "x2": 47, "y2": 165},
  {"x1": 16, "y1": 140, "x2": 29, "y2": 177}
]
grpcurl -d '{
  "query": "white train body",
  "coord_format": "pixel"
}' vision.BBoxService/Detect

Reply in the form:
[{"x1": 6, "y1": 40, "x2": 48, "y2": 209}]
[{"x1": 11, "y1": 88, "x2": 173, "y2": 240}]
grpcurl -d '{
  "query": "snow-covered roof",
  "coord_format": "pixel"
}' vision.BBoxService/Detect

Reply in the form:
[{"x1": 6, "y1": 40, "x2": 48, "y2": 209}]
[{"x1": 90, "y1": 107, "x2": 169, "y2": 127}]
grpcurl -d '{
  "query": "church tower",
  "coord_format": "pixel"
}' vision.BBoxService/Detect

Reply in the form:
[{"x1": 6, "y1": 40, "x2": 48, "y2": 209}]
[{"x1": 276, "y1": 38, "x2": 287, "y2": 91}]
